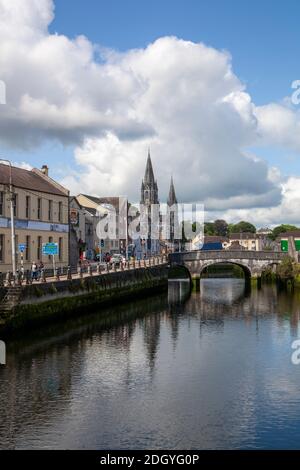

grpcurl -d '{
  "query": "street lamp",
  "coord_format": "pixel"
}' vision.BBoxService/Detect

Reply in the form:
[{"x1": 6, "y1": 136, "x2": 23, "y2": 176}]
[{"x1": 0, "y1": 159, "x2": 16, "y2": 276}]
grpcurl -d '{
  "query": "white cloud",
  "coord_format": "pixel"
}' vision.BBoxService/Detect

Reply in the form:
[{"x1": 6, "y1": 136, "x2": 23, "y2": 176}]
[
  {"x1": 0, "y1": 0, "x2": 299, "y2": 223},
  {"x1": 255, "y1": 103, "x2": 300, "y2": 151},
  {"x1": 209, "y1": 176, "x2": 300, "y2": 227}
]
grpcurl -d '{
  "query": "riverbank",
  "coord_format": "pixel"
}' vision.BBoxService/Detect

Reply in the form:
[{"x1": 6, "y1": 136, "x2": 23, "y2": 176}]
[{"x1": 0, "y1": 265, "x2": 168, "y2": 335}]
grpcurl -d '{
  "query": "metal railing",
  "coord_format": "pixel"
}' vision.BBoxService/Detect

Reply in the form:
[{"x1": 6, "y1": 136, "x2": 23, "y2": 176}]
[{"x1": 0, "y1": 255, "x2": 168, "y2": 287}]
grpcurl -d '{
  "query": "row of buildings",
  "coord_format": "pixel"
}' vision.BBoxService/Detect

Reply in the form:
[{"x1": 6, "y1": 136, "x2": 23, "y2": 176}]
[
  {"x1": 0, "y1": 152, "x2": 179, "y2": 272},
  {"x1": 0, "y1": 153, "x2": 300, "y2": 273}
]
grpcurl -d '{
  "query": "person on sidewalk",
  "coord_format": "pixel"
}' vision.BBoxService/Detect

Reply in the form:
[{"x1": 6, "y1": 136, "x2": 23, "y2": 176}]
[{"x1": 31, "y1": 261, "x2": 38, "y2": 281}]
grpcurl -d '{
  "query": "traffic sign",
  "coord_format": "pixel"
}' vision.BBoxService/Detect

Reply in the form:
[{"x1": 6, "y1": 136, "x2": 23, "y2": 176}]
[
  {"x1": 42, "y1": 242, "x2": 59, "y2": 256},
  {"x1": 18, "y1": 244, "x2": 26, "y2": 253}
]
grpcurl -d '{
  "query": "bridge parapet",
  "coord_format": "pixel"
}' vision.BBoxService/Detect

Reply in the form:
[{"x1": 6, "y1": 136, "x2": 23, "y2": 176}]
[
  {"x1": 169, "y1": 250, "x2": 286, "y2": 263},
  {"x1": 169, "y1": 250, "x2": 287, "y2": 278}
]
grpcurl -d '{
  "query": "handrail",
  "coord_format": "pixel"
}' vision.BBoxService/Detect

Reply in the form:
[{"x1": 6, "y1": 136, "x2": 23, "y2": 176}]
[{"x1": 1, "y1": 255, "x2": 168, "y2": 287}]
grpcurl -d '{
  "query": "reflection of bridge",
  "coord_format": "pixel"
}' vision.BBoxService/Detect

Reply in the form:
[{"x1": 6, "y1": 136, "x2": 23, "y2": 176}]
[{"x1": 169, "y1": 250, "x2": 286, "y2": 279}]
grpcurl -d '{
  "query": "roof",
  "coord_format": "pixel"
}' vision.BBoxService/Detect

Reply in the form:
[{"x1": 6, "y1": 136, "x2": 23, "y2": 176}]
[
  {"x1": 80, "y1": 194, "x2": 121, "y2": 211},
  {"x1": 204, "y1": 236, "x2": 228, "y2": 243},
  {"x1": 278, "y1": 230, "x2": 300, "y2": 238},
  {"x1": 0, "y1": 163, "x2": 67, "y2": 197},
  {"x1": 69, "y1": 196, "x2": 83, "y2": 209},
  {"x1": 229, "y1": 232, "x2": 257, "y2": 240}
]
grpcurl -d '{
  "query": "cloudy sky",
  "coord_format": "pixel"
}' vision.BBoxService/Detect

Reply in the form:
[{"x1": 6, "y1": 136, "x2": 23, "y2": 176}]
[{"x1": 0, "y1": 0, "x2": 300, "y2": 226}]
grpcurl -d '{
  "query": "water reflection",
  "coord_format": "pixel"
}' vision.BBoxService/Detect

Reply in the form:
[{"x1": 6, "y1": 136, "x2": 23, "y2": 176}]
[{"x1": 0, "y1": 279, "x2": 300, "y2": 449}]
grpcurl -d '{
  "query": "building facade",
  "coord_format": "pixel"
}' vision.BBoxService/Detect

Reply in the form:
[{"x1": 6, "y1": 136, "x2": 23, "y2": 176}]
[
  {"x1": 76, "y1": 194, "x2": 125, "y2": 259},
  {"x1": 0, "y1": 164, "x2": 69, "y2": 272}
]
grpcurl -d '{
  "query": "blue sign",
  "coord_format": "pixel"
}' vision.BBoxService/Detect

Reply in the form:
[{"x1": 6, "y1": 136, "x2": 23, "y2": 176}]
[
  {"x1": 42, "y1": 242, "x2": 59, "y2": 256},
  {"x1": 18, "y1": 244, "x2": 26, "y2": 253}
]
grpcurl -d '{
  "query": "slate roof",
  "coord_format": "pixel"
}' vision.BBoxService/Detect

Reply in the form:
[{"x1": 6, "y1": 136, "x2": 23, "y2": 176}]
[{"x1": 0, "y1": 163, "x2": 67, "y2": 196}]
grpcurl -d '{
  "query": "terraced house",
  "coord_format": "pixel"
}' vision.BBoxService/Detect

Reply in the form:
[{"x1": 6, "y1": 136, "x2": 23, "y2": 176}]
[{"x1": 0, "y1": 163, "x2": 69, "y2": 272}]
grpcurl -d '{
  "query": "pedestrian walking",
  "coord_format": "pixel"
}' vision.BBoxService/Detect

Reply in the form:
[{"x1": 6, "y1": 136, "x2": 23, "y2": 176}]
[{"x1": 31, "y1": 261, "x2": 38, "y2": 281}]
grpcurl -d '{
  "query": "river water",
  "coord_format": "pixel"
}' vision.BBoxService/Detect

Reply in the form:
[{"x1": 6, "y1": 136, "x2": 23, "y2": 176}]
[{"x1": 1, "y1": 279, "x2": 300, "y2": 450}]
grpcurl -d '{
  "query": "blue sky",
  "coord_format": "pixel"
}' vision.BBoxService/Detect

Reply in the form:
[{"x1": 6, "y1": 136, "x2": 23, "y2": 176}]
[
  {"x1": 4, "y1": 0, "x2": 299, "y2": 177},
  {"x1": 0, "y1": 0, "x2": 300, "y2": 224},
  {"x1": 50, "y1": 0, "x2": 298, "y2": 105}
]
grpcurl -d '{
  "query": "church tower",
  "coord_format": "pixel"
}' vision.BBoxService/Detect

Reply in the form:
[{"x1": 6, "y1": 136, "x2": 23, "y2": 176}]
[
  {"x1": 167, "y1": 176, "x2": 179, "y2": 250},
  {"x1": 140, "y1": 149, "x2": 159, "y2": 206},
  {"x1": 140, "y1": 150, "x2": 160, "y2": 255}
]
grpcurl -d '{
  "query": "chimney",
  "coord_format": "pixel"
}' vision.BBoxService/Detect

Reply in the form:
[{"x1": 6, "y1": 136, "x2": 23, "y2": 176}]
[{"x1": 41, "y1": 165, "x2": 49, "y2": 176}]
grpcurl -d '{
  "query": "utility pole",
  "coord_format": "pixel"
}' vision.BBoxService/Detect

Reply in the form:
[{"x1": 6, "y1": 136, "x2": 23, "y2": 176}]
[{"x1": 0, "y1": 159, "x2": 16, "y2": 276}]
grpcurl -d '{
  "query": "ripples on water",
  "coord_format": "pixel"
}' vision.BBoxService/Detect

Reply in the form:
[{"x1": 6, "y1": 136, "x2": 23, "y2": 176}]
[{"x1": 1, "y1": 279, "x2": 300, "y2": 449}]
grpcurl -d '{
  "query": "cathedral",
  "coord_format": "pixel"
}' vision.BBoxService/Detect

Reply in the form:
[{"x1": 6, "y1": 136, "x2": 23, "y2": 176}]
[{"x1": 139, "y1": 149, "x2": 179, "y2": 256}]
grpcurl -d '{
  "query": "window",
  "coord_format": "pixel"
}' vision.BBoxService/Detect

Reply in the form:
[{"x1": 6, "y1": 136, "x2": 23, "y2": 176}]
[
  {"x1": 0, "y1": 192, "x2": 4, "y2": 216},
  {"x1": 37, "y1": 236, "x2": 42, "y2": 260},
  {"x1": 37, "y1": 198, "x2": 42, "y2": 220},
  {"x1": 0, "y1": 235, "x2": 4, "y2": 262},
  {"x1": 48, "y1": 200, "x2": 53, "y2": 221},
  {"x1": 13, "y1": 194, "x2": 17, "y2": 217},
  {"x1": 59, "y1": 237, "x2": 63, "y2": 261},
  {"x1": 58, "y1": 201, "x2": 62, "y2": 223},
  {"x1": 25, "y1": 235, "x2": 30, "y2": 261},
  {"x1": 25, "y1": 196, "x2": 30, "y2": 219}
]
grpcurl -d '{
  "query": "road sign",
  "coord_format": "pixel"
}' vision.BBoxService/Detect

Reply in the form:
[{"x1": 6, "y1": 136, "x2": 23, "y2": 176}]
[
  {"x1": 18, "y1": 244, "x2": 26, "y2": 253},
  {"x1": 42, "y1": 242, "x2": 59, "y2": 256}
]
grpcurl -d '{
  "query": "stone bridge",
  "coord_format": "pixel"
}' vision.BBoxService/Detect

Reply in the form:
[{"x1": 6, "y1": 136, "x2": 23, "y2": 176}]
[{"x1": 169, "y1": 250, "x2": 287, "y2": 279}]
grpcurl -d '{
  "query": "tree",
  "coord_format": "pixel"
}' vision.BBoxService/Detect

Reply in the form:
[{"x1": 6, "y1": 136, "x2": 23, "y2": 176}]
[
  {"x1": 229, "y1": 221, "x2": 256, "y2": 234},
  {"x1": 214, "y1": 219, "x2": 228, "y2": 237},
  {"x1": 269, "y1": 224, "x2": 298, "y2": 241},
  {"x1": 204, "y1": 222, "x2": 216, "y2": 236},
  {"x1": 276, "y1": 256, "x2": 295, "y2": 281}
]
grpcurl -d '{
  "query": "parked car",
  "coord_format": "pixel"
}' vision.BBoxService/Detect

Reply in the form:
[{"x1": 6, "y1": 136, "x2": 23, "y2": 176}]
[{"x1": 110, "y1": 254, "x2": 126, "y2": 267}]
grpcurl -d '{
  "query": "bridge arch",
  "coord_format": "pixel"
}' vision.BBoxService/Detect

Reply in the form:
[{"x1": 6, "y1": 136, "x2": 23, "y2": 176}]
[
  {"x1": 168, "y1": 264, "x2": 192, "y2": 284},
  {"x1": 169, "y1": 250, "x2": 286, "y2": 280},
  {"x1": 199, "y1": 260, "x2": 252, "y2": 279}
]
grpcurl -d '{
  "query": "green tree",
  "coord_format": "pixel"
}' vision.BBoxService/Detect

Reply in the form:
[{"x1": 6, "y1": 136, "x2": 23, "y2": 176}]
[
  {"x1": 229, "y1": 221, "x2": 256, "y2": 234},
  {"x1": 276, "y1": 256, "x2": 295, "y2": 281},
  {"x1": 269, "y1": 224, "x2": 298, "y2": 241},
  {"x1": 204, "y1": 222, "x2": 216, "y2": 235},
  {"x1": 214, "y1": 219, "x2": 228, "y2": 237}
]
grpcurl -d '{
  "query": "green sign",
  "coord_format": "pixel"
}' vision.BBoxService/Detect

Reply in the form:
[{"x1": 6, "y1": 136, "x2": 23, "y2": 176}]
[
  {"x1": 42, "y1": 242, "x2": 59, "y2": 256},
  {"x1": 281, "y1": 240, "x2": 288, "y2": 252},
  {"x1": 295, "y1": 240, "x2": 300, "y2": 252}
]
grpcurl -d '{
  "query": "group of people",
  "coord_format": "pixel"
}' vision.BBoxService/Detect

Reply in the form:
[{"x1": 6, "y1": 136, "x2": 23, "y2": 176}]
[{"x1": 30, "y1": 261, "x2": 44, "y2": 280}]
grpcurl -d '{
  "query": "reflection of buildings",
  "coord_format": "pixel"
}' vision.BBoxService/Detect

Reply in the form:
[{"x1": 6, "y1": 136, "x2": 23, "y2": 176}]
[
  {"x1": 143, "y1": 313, "x2": 162, "y2": 371},
  {"x1": 0, "y1": 341, "x2": 74, "y2": 449}
]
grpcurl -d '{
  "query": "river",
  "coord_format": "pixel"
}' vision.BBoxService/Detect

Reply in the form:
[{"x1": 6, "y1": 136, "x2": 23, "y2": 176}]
[{"x1": 1, "y1": 279, "x2": 300, "y2": 449}]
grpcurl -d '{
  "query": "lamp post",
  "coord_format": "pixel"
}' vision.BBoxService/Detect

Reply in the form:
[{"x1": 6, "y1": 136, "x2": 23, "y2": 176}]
[{"x1": 0, "y1": 159, "x2": 16, "y2": 276}]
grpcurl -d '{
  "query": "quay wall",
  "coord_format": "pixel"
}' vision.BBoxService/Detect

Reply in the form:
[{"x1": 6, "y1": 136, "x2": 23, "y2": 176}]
[{"x1": 0, "y1": 265, "x2": 168, "y2": 334}]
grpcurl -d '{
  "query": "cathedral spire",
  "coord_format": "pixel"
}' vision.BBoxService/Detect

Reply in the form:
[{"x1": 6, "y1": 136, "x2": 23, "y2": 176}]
[
  {"x1": 141, "y1": 149, "x2": 159, "y2": 205},
  {"x1": 144, "y1": 148, "x2": 155, "y2": 185},
  {"x1": 167, "y1": 176, "x2": 177, "y2": 206}
]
